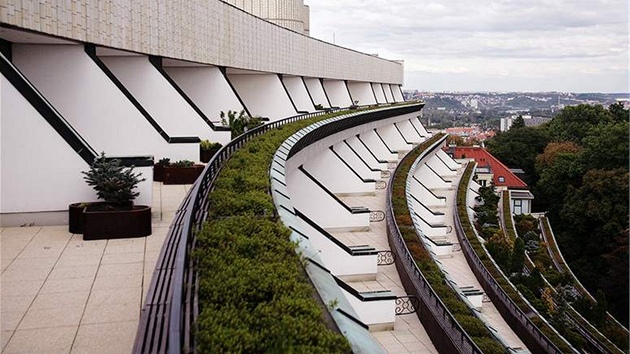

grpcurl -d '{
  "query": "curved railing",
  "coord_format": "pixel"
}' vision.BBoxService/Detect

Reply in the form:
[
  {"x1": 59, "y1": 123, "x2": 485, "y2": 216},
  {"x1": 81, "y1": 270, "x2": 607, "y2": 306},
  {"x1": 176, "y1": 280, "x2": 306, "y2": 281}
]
[
  {"x1": 133, "y1": 102, "x2": 425, "y2": 353},
  {"x1": 385, "y1": 135, "x2": 483, "y2": 354},
  {"x1": 454, "y1": 163, "x2": 574, "y2": 354},
  {"x1": 133, "y1": 108, "x2": 343, "y2": 353}
]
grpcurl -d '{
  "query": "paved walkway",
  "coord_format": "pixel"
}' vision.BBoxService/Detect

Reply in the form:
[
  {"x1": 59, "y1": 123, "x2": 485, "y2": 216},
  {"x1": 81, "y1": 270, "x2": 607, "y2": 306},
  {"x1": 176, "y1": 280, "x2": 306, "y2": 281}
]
[
  {"x1": 1, "y1": 183, "x2": 189, "y2": 353},
  {"x1": 338, "y1": 187, "x2": 438, "y2": 354}
]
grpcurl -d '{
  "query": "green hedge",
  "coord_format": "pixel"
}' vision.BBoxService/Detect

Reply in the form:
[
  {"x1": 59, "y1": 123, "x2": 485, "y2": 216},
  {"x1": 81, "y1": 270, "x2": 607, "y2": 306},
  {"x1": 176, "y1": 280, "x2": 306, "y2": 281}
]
[
  {"x1": 456, "y1": 163, "x2": 574, "y2": 352},
  {"x1": 390, "y1": 135, "x2": 504, "y2": 353},
  {"x1": 194, "y1": 111, "x2": 352, "y2": 353}
]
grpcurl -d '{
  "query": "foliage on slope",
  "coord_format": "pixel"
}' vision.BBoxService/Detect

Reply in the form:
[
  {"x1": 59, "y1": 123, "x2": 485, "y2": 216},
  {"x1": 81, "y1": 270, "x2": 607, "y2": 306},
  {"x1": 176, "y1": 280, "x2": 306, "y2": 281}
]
[
  {"x1": 193, "y1": 112, "x2": 352, "y2": 353},
  {"x1": 391, "y1": 134, "x2": 504, "y2": 354}
]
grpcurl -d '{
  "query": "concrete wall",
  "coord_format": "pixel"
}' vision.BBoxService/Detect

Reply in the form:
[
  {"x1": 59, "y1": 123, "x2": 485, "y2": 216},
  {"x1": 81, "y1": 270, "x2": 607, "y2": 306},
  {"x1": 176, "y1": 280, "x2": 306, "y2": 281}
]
[
  {"x1": 358, "y1": 130, "x2": 398, "y2": 162},
  {"x1": 331, "y1": 142, "x2": 381, "y2": 181},
  {"x1": 322, "y1": 80, "x2": 352, "y2": 108},
  {"x1": 372, "y1": 83, "x2": 387, "y2": 104},
  {"x1": 347, "y1": 81, "x2": 376, "y2": 106},
  {"x1": 100, "y1": 55, "x2": 224, "y2": 142},
  {"x1": 303, "y1": 78, "x2": 330, "y2": 108},
  {"x1": 11, "y1": 44, "x2": 196, "y2": 161},
  {"x1": 392, "y1": 85, "x2": 404, "y2": 102},
  {"x1": 282, "y1": 75, "x2": 315, "y2": 112},
  {"x1": 345, "y1": 135, "x2": 388, "y2": 171},
  {"x1": 286, "y1": 170, "x2": 370, "y2": 231},
  {"x1": 224, "y1": 0, "x2": 310, "y2": 35},
  {"x1": 0, "y1": 0, "x2": 403, "y2": 84},
  {"x1": 163, "y1": 65, "x2": 242, "y2": 145},
  {"x1": 375, "y1": 124, "x2": 412, "y2": 153},
  {"x1": 383, "y1": 84, "x2": 395, "y2": 102},
  {"x1": 228, "y1": 73, "x2": 296, "y2": 120},
  {"x1": 303, "y1": 149, "x2": 375, "y2": 195}
]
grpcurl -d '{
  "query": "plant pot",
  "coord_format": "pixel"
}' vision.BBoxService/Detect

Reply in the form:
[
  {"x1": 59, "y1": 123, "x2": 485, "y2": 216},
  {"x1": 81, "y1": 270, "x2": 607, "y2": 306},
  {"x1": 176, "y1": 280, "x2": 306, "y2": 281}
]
[
  {"x1": 82, "y1": 203, "x2": 152, "y2": 240},
  {"x1": 200, "y1": 147, "x2": 221, "y2": 163},
  {"x1": 163, "y1": 164, "x2": 205, "y2": 185},
  {"x1": 69, "y1": 202, "x2": 90, "y2": 234},
  {"x1": 154, "y1": 164, "x2": 166, "y2": 182}
]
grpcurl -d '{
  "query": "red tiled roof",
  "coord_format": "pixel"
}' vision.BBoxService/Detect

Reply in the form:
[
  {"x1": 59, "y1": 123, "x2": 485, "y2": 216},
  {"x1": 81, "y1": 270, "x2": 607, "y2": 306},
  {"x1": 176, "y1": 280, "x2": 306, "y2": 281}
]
[{"x1": 452, "y1": 147, "x2": 528, "y2": 189}]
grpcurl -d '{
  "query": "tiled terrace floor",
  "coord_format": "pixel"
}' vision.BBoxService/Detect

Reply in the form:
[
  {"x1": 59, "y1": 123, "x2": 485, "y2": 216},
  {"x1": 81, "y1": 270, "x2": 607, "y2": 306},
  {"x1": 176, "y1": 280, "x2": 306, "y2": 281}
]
[
  {"x1": 1, "y1": 183, "x2": 189, "y2": 353},
  {"x1": 337, "y1": 187, "x2": 438, "y2": 354}
]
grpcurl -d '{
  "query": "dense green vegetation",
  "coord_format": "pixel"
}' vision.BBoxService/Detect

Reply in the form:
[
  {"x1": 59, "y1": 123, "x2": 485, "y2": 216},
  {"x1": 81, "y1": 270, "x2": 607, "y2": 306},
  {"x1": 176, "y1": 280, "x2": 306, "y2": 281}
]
[
  {"x1": 457, "y1": 164, "x2": 574, "y2": 352},
  {"x1": 391, "y1": 135, "x2": 505, "y2": 354},
  {"x1": 486, "y1": 103, "x2": 629, "y2": 327},
  {"x1": 193, "y1": 112, "x2": 352, "y2": 353}
]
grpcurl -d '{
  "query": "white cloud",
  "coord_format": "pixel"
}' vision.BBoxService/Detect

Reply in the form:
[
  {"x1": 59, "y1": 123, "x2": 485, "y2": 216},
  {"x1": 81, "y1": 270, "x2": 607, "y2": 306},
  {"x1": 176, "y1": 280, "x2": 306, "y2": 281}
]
[{"x1": 307, "y1": 0, "x2": 629, "y2": 92}]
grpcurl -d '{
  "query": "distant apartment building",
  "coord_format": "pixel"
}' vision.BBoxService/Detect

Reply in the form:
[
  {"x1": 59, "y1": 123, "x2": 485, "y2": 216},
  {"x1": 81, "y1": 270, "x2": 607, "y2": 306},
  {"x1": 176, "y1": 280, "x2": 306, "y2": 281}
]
[{"x1": 500, "y1": 114, "x2": 551, "y2": 131}]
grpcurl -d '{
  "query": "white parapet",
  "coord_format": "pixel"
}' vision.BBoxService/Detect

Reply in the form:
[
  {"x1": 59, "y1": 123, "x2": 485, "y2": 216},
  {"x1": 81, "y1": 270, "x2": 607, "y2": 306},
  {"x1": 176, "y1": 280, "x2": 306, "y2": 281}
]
[
  {"x1": 163, "y1": 64, "x2": 242, "y2": 144},
  {"x1": 410, "y1": 116, "x2": 430, "y2": 137},
  {"x1": 358, "y1": 130, "x2": 398, "y2": 162},
  {"x1": 409, "y1": 178, "x2": 447, "y2": 207},
  {"x1": 375, "y1": 124, "x2": 412, "y2": 153},
  {"x1": 345, "y1": 136, "x2": 388, "y2": 171},
  {"x1": 414, "y1": 164, "x2": 452, "y2": 190},
  {"x1": 298, "y1": 218, "x2": 377, "y2": 279},
  {"x1": 436, "y1": 149, "x2": 461, "y2": 170},
  {"x1": 382, "y1": 84, "x2": 395, "y2": 102},
  {"x1": 332, "y1": 141, "x2": 382, "y2": 181},
  {"x1": 322, "y1": 79, "x2": 352, "y2": 107},
  {"x1": 392, "y1": 85, "x2": 404, "y2": 102},
  {"x1": 282, "y1": 76, "x2": 315, "y2": 112},
  {"x1": 395, "y1": 119, "x2": 424, "y2": 144},
  {"x1": 303, "y1": 149, "x2": 375, "y2": 195},
  {"x1": 286, "y1": 168, "x2": 370, "y2": 231},
  {"x1": 340, "y1": 287, "x2": 396, "y2": 331},
  {"x1": 426, "y1": 155, "x2": 457, "y2": 179},
  {"x1": 99, "y1": 55, "x2": 225, "y2": 142},
  {"x1": 303, "y1": 77, "x2": 331, "y2": 108},
  {"x1": 11, "y1": 44, "x2": 196, "y2": 161},
  {"x1": 347, "y1": 81, "x2": 377, "y2": 106},
  {"x1": 372, "y1": 83, "x2": 387, "y2": 104},
  {"x1": 227, "y1": 72, "x2": 297, "y2": 120}
]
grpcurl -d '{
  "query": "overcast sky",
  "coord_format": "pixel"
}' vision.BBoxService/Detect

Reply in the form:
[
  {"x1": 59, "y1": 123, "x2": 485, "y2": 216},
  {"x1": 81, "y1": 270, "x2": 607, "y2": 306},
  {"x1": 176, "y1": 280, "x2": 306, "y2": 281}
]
[{"x1": 308, "y1": 0, "x2": 628, "y2": 93}]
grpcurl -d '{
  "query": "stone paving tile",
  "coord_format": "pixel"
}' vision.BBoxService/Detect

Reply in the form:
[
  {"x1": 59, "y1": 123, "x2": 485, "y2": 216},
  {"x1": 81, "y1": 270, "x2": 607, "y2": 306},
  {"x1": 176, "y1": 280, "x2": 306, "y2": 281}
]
[
  {"x1": 0, "y1": 182, "x2": 188, "y2": 352},
  {"x1": 40, "y1": 277, "x2": 94, "y2": 294},
  {"x1": 30, "y1": 291, "x2": 90, "y2": 311},
  {"x1": 1, "y1": 330, "x2": 13, "y2": 351},
  {"x1": 72, "y1": 321, "x2": 138, "y2": 354},
  {"x1": 18, "y1": 306, "x2": 84, "y2": 330},
  {"x1": 3, "y1": 326, "x2": 77, "y2": 354}
]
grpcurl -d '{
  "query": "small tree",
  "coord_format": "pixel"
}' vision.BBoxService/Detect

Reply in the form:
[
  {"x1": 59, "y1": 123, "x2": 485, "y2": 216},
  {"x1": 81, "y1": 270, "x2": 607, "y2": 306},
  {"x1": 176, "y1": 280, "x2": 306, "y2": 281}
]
[
  {"x1": 82, "y1": 152, "x2": 146, "y2": 207},
  {"x1": 510, "y1": 237, "x2": 525, "y2": 274},
  {"x1": 220, "y1": 110, "x2": 263, "y2": 139}
]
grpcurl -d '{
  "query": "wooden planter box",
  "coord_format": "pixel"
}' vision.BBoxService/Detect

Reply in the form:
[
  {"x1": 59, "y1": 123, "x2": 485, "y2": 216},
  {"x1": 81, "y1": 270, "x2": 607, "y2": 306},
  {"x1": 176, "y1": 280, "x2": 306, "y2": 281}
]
[
  {"x1": 69, "y1": 202, "x2": 152, "y2": 240},
  {"x1": 200, "y1": 147, "x2": 221, "y2": 163},
  {"x1": 153, "y1": 164, "x2": 166, "y2": 182},
  {"x1": 163, "y1": 165, "x2": 205, "y2": 185}
]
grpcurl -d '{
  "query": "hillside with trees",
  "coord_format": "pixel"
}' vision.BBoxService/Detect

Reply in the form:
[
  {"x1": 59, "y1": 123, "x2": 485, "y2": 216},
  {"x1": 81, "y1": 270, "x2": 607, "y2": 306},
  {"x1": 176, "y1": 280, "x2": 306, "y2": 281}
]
[{"x1": 485, "y1": 103, "x2": 629, "y2": 326}]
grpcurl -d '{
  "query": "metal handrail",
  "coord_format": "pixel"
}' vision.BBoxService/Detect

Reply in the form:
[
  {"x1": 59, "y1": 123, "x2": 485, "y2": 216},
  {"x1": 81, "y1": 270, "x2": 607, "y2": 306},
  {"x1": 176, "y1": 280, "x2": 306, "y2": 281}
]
[
  {"x1": 454, "y1": 163, "x2": 572, "y2": 354},
  {"x1": 385, "y1": 135, "x2": 483, "y2": 354},
  {"x1": 136, "y1": 103, "x2": 425, "y2": 353}
]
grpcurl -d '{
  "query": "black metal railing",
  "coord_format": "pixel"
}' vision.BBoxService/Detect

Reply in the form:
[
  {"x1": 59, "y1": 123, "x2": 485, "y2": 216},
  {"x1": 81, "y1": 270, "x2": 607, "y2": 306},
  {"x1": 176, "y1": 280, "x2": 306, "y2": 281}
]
[
  {"x1": 385, "y1": 138, "x2": 483, "y2": 354},
  {"x1": 453, "y1": 163, "x2": 568, "y2": 354},
  {"x1": 134, "y1": 102, "x2": 424, "y2": 353}
]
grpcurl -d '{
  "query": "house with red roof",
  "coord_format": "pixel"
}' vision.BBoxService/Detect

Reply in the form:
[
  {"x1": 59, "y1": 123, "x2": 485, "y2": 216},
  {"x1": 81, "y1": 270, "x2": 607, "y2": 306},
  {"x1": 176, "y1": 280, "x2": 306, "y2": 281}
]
[{"x1": 448, "y1": 146, "x2": 534, "y2": 214}]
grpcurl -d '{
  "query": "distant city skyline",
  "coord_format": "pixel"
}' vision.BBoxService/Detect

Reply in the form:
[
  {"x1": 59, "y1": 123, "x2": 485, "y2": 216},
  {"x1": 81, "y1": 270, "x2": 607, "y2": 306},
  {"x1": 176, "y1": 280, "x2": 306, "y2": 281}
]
[{"x1": 308, "y1": 0, "x2": 628, "y2": 93}]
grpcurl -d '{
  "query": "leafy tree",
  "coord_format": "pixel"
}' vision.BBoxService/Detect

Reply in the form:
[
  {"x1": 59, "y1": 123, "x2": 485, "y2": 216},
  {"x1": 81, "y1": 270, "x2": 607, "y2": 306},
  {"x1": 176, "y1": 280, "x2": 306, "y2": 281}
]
[
  {"x1": 607, "y1": 102, "x2": 629, "y2": 123},
  {"x1": 510, "y1": 115, "x2": 525, "y2": 129},
  {"x1": 602, "y1": 230, "x2": 629, "y2": 325},
  {"x1": 581, "y1": 121, "x2": 629, "y2": 171},
  {"x1": 486, "y1": 126, "x2": 549, "y2": 186},
  {"x1": 546, "y1": 104, "x2": 614, "y2": 144},
  {"x1": 221, "y1": 110, "x2": 264, "y2": 139},
  {"x1": 534, "y1": 142, "x2": 584, "y2": 214}
]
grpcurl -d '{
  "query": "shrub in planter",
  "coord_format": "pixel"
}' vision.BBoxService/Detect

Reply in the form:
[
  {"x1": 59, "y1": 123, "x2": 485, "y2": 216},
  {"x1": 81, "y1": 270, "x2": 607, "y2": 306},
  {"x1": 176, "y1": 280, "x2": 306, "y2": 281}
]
[
  {"x1": 70, "y1": 152, "x2": 151, "y2": 240},
  {"x1": 153, "y1": 157, "x2": 170, "y2": 182},
  {"x1": 163, "y1": 160, "x2": 205, "y2": 185},
  {"x1": 221, "y1": 110, "x2": 264, "y2": 139},
  {"x1": 200, "y1": 140, "x2": 223, "y2": 163}
]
